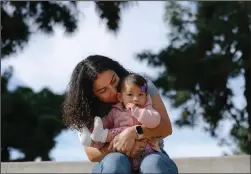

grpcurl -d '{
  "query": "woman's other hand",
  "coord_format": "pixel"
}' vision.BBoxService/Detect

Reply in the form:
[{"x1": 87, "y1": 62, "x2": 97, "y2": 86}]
[
  {"x1": 108, "y1": 127, "x2": 138, "y2": 156},
  {"x1": 129, "y1": 140, "x2": 147, "y2": 158}
]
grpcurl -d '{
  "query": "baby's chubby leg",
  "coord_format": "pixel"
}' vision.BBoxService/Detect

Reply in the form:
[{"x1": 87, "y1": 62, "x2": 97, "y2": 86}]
[{"x1": 91, "y1": 116, "x2": 108, "y2": 143}]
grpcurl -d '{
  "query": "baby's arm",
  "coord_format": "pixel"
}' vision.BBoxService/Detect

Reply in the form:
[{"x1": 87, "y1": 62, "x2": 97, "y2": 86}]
[
  {"x1": 106, "y1": 127, "x2": 128, "y2": 141},
  {"x1": 127, "y1": 104, "x2": 161, "y2": 128}
]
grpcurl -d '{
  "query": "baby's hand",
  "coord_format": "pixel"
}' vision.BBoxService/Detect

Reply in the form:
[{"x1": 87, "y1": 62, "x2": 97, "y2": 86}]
[{"x1": 126, "y1": 103, "x2": 137, "y2": 111}]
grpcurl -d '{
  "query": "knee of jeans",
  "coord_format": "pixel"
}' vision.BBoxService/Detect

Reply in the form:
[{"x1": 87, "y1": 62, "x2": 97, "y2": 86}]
[
  {"x1": 101, "y1": 152, "x2": 132, "y2": 173},
  {"x1": 140, "y1": 152, "x2": 178, "y2": 174}
]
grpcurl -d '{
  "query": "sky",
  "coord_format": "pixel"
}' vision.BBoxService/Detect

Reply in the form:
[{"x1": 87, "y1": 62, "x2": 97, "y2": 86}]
[{"x1": 2, "y1": 1, "x2": 245, "y2": 161}]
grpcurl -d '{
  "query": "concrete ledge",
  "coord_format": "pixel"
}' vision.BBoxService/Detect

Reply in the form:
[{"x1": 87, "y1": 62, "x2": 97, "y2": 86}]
[{"x1": 1, "y1": 155, "x2": 250, "y2": 173}]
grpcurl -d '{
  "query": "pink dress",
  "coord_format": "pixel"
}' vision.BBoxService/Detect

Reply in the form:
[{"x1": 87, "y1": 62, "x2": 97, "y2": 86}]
[{"x1": 91, "y1": 95, "x2": 161, "y2": 171}]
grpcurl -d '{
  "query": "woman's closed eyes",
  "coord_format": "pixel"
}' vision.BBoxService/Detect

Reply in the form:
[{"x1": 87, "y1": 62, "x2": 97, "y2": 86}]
[{"x1": 98, "y1": 74, "x2": 117, "y2": 94}]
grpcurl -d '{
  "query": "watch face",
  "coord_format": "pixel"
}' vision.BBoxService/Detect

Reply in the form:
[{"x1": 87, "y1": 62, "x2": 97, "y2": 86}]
[{"x1": 136, "y1": 126, "x2": 144, "y2": 135}]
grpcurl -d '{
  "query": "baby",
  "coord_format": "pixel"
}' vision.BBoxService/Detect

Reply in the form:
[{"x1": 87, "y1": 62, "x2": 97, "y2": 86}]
[{"x1": 79, "y1": 73, "x2": 161, "y2": 171}]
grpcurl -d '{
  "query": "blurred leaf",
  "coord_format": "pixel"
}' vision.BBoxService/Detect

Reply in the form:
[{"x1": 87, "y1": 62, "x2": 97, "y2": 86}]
[
  {"x1": 136, "y1": 1, "x2": 251, "y2": 154},
  {"x1": 1, "y1": 68, "x2": 65, "y2": 161},
  {"x1": 1, "y1": 1, "x2": 132, "y2": 58}
]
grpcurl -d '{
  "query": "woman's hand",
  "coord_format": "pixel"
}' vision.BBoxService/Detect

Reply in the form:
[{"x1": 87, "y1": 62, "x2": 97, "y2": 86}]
[
  {"x1": 108, "y1": 126, "x2": 138, "y2": 156},
  {"x1": 129, "y1": 140, "x2": 147, "y2": 158}
]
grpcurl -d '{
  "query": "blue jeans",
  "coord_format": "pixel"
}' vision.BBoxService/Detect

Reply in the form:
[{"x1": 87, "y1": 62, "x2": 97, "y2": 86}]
[{"x1": 92, "y1": 152, "x2": 178, "y2": 173}]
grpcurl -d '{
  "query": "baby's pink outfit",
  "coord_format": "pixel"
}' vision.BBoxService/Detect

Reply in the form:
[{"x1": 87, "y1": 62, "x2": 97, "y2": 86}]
[{"x1": 91, "y1": 95, "x2": 161, "y2": 171}]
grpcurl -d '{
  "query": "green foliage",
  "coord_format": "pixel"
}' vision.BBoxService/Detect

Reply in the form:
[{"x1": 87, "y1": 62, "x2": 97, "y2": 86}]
[
  {"x1": 1, "y1": 1, "x2": 133, "y2": 161},
  {"x1": 137, "y1": 2, "x2": 251, "y2": 154},
  {"x1": 1, "y1": 68, "x2": 66, "y2": 161},
  {"x1": 1, "y1": 1, "x2": 131, "y2": 58}
]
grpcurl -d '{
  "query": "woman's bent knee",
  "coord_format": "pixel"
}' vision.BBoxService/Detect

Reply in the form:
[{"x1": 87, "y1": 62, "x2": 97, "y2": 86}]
[
  {"x1": 92, "y1": 152, "x2": 132, "y2": 173},
  {"x1": 140, "y1": 152, "x2": 178, "y2": 174}
]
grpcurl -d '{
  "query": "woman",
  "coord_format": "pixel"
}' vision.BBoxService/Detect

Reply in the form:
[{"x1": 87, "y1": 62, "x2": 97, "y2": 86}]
[{"x1": 62, "y1": 55, "x2": 178, "y2": 173}]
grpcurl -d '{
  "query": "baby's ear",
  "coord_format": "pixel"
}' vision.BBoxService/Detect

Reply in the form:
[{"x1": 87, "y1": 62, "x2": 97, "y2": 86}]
[{"x1": 117, "y1": 93, "x2": 123, "y2": 102}]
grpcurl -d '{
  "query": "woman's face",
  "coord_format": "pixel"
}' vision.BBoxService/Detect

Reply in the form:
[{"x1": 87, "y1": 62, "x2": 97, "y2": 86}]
[{"x1": 93, "y1": 70, "x2": 120, "y2": 103}]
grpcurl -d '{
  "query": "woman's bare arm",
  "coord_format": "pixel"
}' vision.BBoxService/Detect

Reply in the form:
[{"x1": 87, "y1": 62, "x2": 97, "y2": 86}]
[{"x1": 84, "y1": 144, "x2": 111, "y2": 162}]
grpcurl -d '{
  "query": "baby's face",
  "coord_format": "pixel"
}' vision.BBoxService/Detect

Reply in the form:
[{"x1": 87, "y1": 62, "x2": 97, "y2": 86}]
[{"x1": 118, "y1": 83, "x2": 147, "y2": 107}]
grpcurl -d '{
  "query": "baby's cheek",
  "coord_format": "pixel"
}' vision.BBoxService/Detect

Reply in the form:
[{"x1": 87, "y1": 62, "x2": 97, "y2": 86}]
[
  {"x1": 123, "y1": 100, "x2": 129, "y2": 106},
  {"x1": 124, "y1": 99, "x2": 133, "y2": 106},
  {"x1": 140, "y1": 98, "x2": 147, "y2": 106}
]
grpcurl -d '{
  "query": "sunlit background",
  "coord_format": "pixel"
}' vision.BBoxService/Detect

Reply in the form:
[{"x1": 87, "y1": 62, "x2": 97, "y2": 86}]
[{"x1": 1, "y1": 1, "x2": 248, "y2": 161}]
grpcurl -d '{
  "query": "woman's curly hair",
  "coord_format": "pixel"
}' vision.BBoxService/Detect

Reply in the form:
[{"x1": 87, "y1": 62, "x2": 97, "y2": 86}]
[{"x1": 62, "y1": 55, "x2": 129, "y2": 131}]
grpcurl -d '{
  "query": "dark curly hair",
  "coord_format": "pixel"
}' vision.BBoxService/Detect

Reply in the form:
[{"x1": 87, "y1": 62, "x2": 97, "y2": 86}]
[{"x1": 62, "y1": 55, "x2": 130, "y2": 131}]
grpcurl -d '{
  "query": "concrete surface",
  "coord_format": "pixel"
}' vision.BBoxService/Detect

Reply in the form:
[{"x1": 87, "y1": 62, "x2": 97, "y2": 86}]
[{"x1": 1, "y1": 155, "x2": 250, "y2": 173}]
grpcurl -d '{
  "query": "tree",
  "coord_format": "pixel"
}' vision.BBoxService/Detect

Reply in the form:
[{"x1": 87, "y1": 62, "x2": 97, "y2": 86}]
[
  {"x1": 137, "y1": 1, "x2": 251, "y2": 154},
  {"x1": 1, "y1": 1, "x2": 131, "y2": 58},
  {"x1": 1, "y1": 1, "x2": 132, "y2": 161},
  {"x1": 1, "y1": 67, "x2": 66, "y2": 161}
]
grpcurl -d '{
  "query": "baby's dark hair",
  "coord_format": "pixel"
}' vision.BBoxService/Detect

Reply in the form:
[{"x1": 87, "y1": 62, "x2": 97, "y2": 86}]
[{"x1": 118, "y1": 73, "x2": 148, "y2": 93}]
